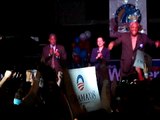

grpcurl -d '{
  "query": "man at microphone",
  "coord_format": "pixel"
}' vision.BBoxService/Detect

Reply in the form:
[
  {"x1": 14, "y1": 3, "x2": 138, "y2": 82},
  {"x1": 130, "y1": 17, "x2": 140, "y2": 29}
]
[{"x1": 41, "y1": 33, "x2": 67, "y2": 87}]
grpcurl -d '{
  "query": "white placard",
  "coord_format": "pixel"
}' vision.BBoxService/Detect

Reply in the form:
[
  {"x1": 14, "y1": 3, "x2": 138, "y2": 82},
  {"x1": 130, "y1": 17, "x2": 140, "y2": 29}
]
[{"x1": 68, "y1": 66, "x2": 101, "y2": 112}]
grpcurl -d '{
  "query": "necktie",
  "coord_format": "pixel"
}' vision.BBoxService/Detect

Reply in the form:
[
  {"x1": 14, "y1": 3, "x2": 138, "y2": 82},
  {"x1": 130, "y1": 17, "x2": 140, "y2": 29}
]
[{"x1": 51, "y1": 47, "x2": 55, "y2": 69}]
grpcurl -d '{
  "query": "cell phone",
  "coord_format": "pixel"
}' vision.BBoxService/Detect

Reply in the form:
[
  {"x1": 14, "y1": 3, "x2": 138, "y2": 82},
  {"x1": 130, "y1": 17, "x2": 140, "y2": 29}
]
[{"x1": 13, "y1": 98, "x2": 22, "y2": 105}]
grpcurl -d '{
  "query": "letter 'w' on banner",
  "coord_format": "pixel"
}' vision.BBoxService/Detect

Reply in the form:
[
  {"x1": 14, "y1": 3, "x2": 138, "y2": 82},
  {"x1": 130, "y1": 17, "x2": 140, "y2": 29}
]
[
  {"x1": 109, "y1": 0, "x2": 147, "y2": 37},
  {"x1": 68, "y1": 66, "x2": 101, "y2": 112}
]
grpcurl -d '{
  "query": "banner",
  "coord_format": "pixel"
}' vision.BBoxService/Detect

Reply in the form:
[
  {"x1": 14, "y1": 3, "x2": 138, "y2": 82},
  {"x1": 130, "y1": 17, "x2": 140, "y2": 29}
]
[
  {"x1": 68, "y1": 66, "x2": 101, "y2": 112},
  {"x1": 108, "y1": 59, "x2": 160, "y2": 81},
  {"x1": 109, "y1": 0, "x2": 147, "y2": 37}
]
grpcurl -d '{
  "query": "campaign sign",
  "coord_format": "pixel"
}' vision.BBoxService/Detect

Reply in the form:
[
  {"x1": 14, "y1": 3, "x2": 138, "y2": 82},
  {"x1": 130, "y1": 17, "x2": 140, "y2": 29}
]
[
  {"x1": 68, "y1": 66, "x2": 101, "y2": 112},
  {"x1": 108, "y1": 58, "x2": 160, "y2": 82}
]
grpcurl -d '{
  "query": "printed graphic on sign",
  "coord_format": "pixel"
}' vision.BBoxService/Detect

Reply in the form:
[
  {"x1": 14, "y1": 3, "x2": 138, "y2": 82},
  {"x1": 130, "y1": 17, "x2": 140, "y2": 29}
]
[
  {"x1": 68, "y1": 66, "x2": 101, "y2": 112},
  {"x1": 109, "y1": 0, "x2": 147, "y2": 37},
  {"x1": 115, "y1": 3, "x2": 141, "y2": 32},
  {"x1": 77, "y1": 75, "x2": 84, "y2": 91}
]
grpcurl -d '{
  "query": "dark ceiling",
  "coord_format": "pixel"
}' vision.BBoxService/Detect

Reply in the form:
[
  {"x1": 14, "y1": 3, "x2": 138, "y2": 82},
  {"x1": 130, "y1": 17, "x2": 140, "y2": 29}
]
[{"x1": 0, "y1": 0, "x2": 158, "y2": 36}]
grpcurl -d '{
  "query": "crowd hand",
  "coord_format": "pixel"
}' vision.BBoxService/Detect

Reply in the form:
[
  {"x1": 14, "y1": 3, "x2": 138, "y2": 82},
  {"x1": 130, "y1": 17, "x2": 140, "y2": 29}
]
[
  {"x1": 23, "y1": 70, "x2": 40, "y2": 101},
  {"x1": 26, "y1": 70, "x2": 33, "y2": 83},
  {"x1": 0, "y1": 70, "x2": 12, "y2": 87},
  {"x1": 26, "y1": 69, "x2": 41, "y2": 82},
  {"x1": 32, "y1": 70, "x2": 41, "y2": 93},
  {"x1": 12, "y1": 71, "x2": 22, "y2": 79},
  {"x1": 4, "y1": 70, "x2": 12, "y2": 79},
  {"x1": 143, "y1": 63, "x2": 149, "y2": 79},
  {"x1": 57, "y1": 71, "x2": 63, "y2": 86},
  {"x1": 34, "y1": 70, "x2": 41, "y2": 80},
  {"x1": 143, "y1": 63, "x2": 148, "y2": 73}
]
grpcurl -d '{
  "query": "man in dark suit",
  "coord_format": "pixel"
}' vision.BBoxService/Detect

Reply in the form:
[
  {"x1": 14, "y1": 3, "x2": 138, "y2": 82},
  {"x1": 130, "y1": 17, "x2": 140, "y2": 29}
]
[
  {"x1": 41, "y1": 33, "x2": 67, "y2": 86},
  {"x1": 108, "y1": 21, "x2": 160, "y2": 81}
]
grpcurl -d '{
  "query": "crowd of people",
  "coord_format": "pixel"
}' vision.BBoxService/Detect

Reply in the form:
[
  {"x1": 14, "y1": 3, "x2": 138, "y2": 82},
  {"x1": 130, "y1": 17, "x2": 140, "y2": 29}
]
[{"x1": 0, "y1": 21, "x2": 160, "y2": 119}]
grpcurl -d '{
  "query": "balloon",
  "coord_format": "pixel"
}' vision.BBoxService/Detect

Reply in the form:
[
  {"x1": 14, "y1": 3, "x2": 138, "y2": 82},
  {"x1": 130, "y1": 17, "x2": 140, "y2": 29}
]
[
  {"x1": 84, "y1": 30, "x2": 91, "y2": 39},
  {"x1": 74, "y1": 37, "x2": 80, "y2": 43},
  {"x1": 73, "y1": 46, "x2": 81, "y2": 55},
  {"x1": 80, "y1": 49, "x2": 87, "y2": 59},
  {"x1": 79, "y1": 33, "x2": 87, "y2": 41}
]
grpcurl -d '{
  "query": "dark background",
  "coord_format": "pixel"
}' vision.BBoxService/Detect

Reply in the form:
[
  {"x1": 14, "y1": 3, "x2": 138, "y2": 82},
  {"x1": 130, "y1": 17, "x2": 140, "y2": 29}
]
[{"x1": 0, "y1": 0, "x2": 159, "y2": 68}]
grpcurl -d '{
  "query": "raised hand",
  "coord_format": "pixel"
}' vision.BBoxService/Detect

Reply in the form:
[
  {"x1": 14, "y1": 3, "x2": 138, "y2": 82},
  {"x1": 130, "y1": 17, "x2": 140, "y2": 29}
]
[
  {"x1": 0, "y1": 70, "x2": 12, "y2": 87},
  {"x1": 108, "y1": 41, "x2": 115, "y2": 50},
  {"x1": 4, "y1": 70, "x2": 12, "y2": 79}
]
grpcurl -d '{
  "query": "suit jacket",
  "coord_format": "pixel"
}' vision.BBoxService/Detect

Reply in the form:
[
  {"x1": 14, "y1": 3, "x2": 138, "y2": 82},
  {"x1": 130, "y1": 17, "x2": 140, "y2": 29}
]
[
  {"x1": 90, "y1": 47, "x2": 110, "y2": 70},
  {"x1": 114, "y1": 32, "x2": 155, "y2": 78},
  {"x1": 41, "y1": 44, "x2": 67, "y2": 72}
]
